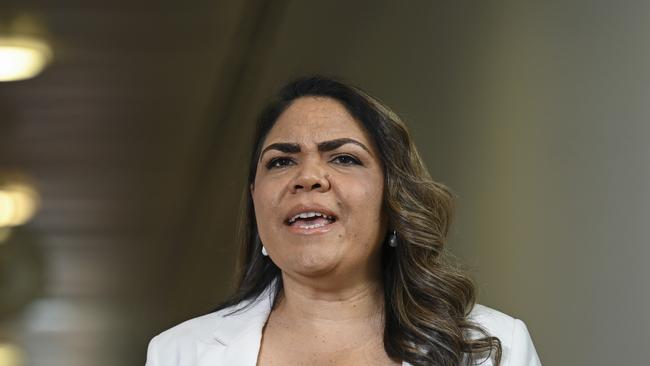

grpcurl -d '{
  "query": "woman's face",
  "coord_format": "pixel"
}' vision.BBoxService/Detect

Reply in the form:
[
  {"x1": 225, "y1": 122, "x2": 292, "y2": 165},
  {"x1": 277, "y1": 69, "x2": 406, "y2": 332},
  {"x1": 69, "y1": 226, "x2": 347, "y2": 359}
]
[{"x1": 252, "y1": 96, "x2": 386, "y2": 284}]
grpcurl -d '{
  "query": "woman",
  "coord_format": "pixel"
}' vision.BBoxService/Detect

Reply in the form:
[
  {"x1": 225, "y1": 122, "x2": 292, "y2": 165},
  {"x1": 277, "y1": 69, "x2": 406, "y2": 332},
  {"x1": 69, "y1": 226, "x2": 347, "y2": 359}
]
[{"x1": 146, "y1": 76, "x2": 541, "y2": 366}]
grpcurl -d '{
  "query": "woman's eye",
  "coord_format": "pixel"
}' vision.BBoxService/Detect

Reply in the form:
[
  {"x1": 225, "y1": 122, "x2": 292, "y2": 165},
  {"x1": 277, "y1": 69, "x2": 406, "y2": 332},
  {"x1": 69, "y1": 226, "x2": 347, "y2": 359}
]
[
  {"x1": 266, "y1": 157, "x2": 295, "y2": 169},
  {"x1": 331, "y1": 154, "x2": 362, "y2": 166}
]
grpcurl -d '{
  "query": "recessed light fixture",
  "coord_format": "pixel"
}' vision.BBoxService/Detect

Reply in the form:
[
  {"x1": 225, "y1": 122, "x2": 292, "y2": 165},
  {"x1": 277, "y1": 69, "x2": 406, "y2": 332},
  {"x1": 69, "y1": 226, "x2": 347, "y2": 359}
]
[
  {"x1": 0, "y1": 342, "x2": 25, "y2": 366},
  {"x1": 0, "y1": 35, "x2": 52, "y2": 82},
  {"x1": 0, "y1": 183, "x2": 40, "y2": 228}
]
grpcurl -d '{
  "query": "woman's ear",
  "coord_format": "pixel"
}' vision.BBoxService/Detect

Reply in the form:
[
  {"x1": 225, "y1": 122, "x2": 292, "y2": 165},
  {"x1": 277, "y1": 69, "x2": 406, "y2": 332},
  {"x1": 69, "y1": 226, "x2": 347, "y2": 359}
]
[{"x1": 250, "y1": 183, "x2": 255, "y2": 194}]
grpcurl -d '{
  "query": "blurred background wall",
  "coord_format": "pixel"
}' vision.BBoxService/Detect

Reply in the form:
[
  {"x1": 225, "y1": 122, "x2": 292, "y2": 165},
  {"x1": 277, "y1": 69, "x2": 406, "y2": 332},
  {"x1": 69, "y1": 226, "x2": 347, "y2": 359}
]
[{"x1": 1, "y1": 1, "x2": 648, "y2": 365}]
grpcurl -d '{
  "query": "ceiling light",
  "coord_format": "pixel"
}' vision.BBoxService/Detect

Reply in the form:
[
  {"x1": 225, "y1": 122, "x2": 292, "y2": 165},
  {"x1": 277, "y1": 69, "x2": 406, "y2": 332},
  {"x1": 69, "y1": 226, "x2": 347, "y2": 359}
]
[
  {"x1": 0, "y1": 35, "x2": 52, "y2": 82},
  {"x1": 0, "y1": 183, "x2": 40, "y2": 227},
  {"x1": 0, "y1": 343, "x2": 25, "y2": 366}
]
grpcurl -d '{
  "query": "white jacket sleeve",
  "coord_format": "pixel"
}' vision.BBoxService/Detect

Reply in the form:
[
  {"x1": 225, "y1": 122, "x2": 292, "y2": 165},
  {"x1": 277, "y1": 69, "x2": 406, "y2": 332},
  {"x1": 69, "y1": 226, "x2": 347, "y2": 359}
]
[
  {"x1": 508, "y1": 319, "x2": 542, "y2": 366},
  {"x1": 145, "y1": 335, "x2": 159, "y2": 366}
]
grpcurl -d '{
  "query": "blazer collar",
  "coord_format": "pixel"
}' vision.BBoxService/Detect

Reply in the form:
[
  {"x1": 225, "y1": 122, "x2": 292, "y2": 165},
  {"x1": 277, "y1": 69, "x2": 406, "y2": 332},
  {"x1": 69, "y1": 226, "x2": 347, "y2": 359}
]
[
  {"x1": 194, "y1": 286, "x2": 276, "y2": 366},
  {"x1": 198, "y1": 283, "x2": 411, "y2": 366},
  {"x1": 210, "y1": 289, "x2": 274, "y2": 346}
]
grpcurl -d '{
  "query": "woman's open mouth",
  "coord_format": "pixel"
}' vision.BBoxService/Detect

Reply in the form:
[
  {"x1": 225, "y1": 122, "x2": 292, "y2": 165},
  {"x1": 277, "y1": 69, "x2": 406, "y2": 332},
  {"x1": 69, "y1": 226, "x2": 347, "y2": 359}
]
[{"x1": 284, "y1": 211, "x2": 337, "y2": 234}]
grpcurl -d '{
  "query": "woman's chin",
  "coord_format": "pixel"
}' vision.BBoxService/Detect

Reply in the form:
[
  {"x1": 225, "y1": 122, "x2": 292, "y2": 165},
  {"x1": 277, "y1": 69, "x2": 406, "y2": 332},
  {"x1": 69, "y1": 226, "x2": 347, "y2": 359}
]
[{"x1": 285, "y1": 252, "x2": 340, "y2": 278}]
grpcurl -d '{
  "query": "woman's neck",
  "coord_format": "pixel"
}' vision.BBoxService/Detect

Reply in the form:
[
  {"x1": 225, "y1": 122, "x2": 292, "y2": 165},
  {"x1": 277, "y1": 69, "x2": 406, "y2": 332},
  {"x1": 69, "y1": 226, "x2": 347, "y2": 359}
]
[
  {"x1": 258, "y1": 275, "x2": 400, "y2": 366},
  {"x1": 274, "y1": 273, "x2": 385, "y2": 324}
]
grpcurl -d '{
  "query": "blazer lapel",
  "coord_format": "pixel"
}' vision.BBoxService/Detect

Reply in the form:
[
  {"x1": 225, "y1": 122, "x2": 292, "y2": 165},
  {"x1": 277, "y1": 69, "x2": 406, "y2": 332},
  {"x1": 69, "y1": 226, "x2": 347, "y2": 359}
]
[
  {"x1": 195, "y1": 291, "x2": 274, "y2": 366},
  {"x1": 191, "y1": 285, "x2": 411, "y2": 366}
]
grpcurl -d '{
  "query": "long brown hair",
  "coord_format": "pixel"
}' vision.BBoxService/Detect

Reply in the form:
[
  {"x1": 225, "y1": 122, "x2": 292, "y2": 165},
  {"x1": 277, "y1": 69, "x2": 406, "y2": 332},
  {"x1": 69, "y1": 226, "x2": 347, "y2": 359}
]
[{"x1": 216, "y1": 76, "x2": 502, "y2": 365}]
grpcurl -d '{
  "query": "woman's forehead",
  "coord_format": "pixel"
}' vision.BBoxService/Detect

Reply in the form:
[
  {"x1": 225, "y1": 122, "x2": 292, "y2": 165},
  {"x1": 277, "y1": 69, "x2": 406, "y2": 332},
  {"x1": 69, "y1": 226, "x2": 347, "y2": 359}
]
[{"x1": 263, "y1": 97, "x2": 371, "y2": 146}]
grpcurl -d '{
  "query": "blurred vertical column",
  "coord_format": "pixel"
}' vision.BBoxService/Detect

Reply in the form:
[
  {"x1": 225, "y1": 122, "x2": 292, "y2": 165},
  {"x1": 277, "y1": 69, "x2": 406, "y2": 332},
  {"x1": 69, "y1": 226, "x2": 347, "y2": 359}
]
[{"x1": 0, "y1": 11, "x2": 52, "y2": 366}]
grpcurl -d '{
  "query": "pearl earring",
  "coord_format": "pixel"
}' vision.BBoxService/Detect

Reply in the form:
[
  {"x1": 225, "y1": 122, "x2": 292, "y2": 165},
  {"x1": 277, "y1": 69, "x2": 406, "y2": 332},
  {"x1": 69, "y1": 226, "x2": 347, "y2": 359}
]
[
  {"x1": 262, "y1": 245, "x2": 268, "y2": 256},
  {"x1": 389, "y1": 230, "x2": 398, "y2": 247}
]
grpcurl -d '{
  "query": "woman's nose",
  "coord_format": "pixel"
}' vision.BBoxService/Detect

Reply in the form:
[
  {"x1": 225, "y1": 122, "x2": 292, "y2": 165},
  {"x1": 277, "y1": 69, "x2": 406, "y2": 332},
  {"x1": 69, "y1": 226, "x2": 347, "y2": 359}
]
[{"x1": 290, "y1": 164, "x2": 331, "y2": 193}]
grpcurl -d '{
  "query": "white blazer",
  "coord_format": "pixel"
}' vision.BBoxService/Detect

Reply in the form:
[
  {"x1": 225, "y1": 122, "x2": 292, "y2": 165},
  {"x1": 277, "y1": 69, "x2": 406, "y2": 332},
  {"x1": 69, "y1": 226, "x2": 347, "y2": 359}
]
[{"x1": 146, "y1": 288, "x2": 541, "y2": 366}]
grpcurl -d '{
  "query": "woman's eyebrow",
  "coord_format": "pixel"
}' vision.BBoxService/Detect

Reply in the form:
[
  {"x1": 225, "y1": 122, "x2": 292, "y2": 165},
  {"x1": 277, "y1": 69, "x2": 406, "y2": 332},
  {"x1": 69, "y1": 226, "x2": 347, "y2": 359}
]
[
  {"x1": 259, "y1": 138, "x2": 372, "y2": 160},
  {"x1": 260, "y1": 142, "x2": 300, "y2": 160},
  {"x1": 317, "y1": 138, "x2": 372, "y2": 155}
]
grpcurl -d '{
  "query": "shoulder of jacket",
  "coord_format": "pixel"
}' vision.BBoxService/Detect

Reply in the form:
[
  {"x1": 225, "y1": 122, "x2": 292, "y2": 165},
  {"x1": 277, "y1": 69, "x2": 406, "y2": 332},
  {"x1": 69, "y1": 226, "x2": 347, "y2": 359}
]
[
  {"x1": 467, "y1": 304, "x2": 541, "y2": 365},
  {"x1": 151, "y1": 306, "x2": 236, "y2": 347},
  {"x1": 469, "y1": 304, "x2": 516, "y2": 337},
  {"x1": 146, "y1": 300, "x2": 268, "y2": 366},
  {"x1": 467, "y1": 303, "x2": 518, "y2": 351}
]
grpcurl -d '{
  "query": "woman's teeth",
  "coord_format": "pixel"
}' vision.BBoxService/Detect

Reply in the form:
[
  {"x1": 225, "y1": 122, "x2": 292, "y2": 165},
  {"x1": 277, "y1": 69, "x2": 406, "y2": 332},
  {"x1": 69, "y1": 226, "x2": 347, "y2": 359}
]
[
  {"x1": 287, "y1": 211, "x2": 335, "y2": 225},
  {"x1": 293, "y1": 217, "x2": 332, "y2": 229}
]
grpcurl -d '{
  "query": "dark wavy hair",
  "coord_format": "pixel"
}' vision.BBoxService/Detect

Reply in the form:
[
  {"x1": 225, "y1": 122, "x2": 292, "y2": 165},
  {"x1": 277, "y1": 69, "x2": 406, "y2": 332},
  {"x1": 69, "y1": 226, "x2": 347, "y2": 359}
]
[{"x1": 215, "y1": 76, "x2": 502, "y2": 365}]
